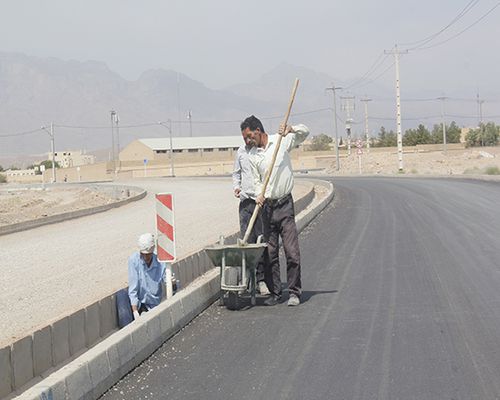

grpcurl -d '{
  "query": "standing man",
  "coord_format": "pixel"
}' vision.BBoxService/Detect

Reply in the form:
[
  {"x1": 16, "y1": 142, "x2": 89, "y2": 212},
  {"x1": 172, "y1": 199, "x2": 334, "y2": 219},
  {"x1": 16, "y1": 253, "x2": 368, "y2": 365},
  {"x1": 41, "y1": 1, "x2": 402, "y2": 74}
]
[
  {"x1": 248, "y1": 116, "x2": 309, "y2": 306},
  {"x1": 233, "y1": 115, "x2": 270, "y2": 295},
  {"x1": 128, "y1": 233, "x2": 166, "y2": 319}
]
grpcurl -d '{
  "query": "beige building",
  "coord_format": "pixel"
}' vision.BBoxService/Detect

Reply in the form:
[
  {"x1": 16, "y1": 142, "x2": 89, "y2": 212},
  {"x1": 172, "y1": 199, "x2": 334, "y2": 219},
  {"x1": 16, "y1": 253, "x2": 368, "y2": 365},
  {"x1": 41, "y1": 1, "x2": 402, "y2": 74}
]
[
  {"x1": 48, "y1": 150, "x2": 96, "y2": 168},
  {"x1": 119, "y1": 137, "x2": 245, "y2": 163}
]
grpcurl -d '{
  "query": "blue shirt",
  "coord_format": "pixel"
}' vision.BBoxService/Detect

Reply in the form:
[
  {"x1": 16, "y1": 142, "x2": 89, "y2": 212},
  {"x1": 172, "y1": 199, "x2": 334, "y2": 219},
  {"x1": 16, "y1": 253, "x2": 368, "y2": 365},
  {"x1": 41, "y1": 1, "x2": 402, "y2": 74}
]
[{"x1": 128, "y1": 252, "x2": 166, "y2": 309}]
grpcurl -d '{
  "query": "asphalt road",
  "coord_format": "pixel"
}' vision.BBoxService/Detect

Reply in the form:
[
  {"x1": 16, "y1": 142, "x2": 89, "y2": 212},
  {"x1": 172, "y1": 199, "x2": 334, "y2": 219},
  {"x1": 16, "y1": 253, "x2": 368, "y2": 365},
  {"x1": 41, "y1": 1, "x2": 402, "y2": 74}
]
[{"x1": 101, "y1": 177, "x2": 500, "y2": 400}]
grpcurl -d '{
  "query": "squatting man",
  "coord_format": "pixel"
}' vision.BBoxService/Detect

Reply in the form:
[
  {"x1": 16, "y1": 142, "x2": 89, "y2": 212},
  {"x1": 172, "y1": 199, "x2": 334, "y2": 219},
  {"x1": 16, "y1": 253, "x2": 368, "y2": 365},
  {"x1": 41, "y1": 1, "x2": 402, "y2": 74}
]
[{"x1": 128, "y1": 233, "x2": 170, "y2": 319}]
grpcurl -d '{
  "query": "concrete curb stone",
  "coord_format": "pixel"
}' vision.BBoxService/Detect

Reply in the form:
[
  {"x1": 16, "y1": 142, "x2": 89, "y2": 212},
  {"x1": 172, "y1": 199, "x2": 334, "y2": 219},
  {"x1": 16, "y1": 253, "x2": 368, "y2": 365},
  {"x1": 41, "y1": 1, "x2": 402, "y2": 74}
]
[
  {"x1": 32, "y1": 327, "x2": 52, "y2": 377},
  {"x1": 0, "y1": 346, "x2": 12, "y2": 398},
  {"x1": 50, "y1": 318, "x2": 70, "y2": 366}
]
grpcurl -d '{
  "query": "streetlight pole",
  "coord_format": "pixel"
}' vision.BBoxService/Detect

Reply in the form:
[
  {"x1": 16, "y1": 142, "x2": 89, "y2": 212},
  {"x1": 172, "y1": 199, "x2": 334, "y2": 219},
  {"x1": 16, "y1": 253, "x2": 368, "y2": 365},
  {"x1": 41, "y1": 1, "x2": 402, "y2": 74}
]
[
  {"x1": 326, "y1": 83, "x2": 342, "y2": 171},
  {"x1": 41, "y1": 123, "x2": 56, "y2": 183},
  {"x1": 110, "y1": 110, "x2": 116, "y2": 173},
  {"x1": 158, "y1": 120, "x2": 175, "y2": 177},
  {"x1": 188, "y1": 110, "x2": 193, "y2": 137},
  {"x1": 114, "y1": 112, "x2": 121, "y2": 171},
  {"x1": 437, "y1": 96, "x2": 448, "y2": 154}
]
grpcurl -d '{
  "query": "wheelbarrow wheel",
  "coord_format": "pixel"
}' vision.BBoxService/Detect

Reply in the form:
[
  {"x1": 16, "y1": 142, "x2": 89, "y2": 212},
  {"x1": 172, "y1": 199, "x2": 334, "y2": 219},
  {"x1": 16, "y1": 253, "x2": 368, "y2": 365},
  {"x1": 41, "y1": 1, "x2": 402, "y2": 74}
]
[{"x1": 225, "y1": 292, "x2": 240, "y2": 310}]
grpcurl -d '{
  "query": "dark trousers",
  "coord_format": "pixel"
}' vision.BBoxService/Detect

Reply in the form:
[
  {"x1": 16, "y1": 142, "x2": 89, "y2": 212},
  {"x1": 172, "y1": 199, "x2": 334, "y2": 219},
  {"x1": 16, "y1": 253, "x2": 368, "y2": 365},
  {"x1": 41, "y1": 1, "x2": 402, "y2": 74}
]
[
  {"x1": 239, "y1": 198, "x2": 265, "y2": 282},
  {"x1": 262, "y1": 194, "x2": 302, "y2": 298}
]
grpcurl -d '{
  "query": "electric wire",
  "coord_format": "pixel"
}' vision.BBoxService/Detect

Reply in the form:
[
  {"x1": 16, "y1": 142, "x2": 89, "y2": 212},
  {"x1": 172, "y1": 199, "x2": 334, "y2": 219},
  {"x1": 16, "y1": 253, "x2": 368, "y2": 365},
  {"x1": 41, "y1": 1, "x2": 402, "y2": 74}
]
[
  {"x1": 411, "y1": 1, "x2": 500, "y2": 51},
  {"x1": 0, "y1": 127, "x2": 44, "y2": 138},
  {"x1": 399, "y1": 0, "x2": 480, "y2": 49}
]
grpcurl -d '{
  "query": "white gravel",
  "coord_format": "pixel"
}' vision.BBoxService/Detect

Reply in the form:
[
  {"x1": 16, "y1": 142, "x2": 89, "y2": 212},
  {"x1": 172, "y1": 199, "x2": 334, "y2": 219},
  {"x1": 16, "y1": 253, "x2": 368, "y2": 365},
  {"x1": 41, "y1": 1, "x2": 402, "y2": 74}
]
[{"x1": 0, "y1": 177, "x2": 312, "y2": 346}]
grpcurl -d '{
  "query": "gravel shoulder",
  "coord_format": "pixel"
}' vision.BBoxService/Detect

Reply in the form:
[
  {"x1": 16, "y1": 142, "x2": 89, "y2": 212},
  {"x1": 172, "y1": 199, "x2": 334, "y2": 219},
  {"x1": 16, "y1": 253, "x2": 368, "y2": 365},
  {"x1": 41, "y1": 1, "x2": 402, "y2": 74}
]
[{"x1": 0, "y1": 177, "x2": 313, "y2": 346}]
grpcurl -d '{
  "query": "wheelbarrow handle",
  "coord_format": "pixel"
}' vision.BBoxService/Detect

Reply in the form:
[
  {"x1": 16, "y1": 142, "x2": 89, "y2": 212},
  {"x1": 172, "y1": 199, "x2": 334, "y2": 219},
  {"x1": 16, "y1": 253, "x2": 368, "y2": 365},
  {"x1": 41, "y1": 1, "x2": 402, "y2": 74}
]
[{"x1": 242, "y1": 78, "x2": 300, "y2": 244}]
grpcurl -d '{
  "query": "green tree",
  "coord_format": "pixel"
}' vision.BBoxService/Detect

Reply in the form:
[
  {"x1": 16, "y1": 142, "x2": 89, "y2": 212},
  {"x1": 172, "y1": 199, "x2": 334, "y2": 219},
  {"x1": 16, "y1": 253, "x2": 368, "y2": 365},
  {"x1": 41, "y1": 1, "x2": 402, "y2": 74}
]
[
  {"x1": 466, "y1": 122, "x2": 500, "y2": 147},
  {"x1": 375, "y1": 126, "x2": 397, "y2": 147},
  {"x1": 403, "y1": 124, "x2": 431, "y2": 146},
  {"x1": 431, "y1": 121, "x2": 462, "y2": 144},
  {"x1": 309, "y1": 134, "x2": 333, "y2": 151},
  {"x1": 40, "y1": 160, "x2": 60, "y2": 169},
  {"x1": 0, "y1": 165, "x2": 4, "y2": 172}
]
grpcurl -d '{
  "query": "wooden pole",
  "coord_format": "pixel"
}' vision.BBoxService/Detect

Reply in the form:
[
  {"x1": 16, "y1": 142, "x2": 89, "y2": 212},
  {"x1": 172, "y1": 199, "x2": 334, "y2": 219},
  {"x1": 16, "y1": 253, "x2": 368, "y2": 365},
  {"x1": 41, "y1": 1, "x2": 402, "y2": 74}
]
[{"x1": 242, "y1": 78, "x2": 300, "y2": 244}]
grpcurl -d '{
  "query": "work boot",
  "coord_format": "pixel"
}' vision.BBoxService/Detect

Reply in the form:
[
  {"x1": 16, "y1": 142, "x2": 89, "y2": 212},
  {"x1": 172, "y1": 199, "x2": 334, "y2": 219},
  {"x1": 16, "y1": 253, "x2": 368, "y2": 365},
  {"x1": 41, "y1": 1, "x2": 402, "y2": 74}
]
[
  {"x1": 264, "y1": 295, "x2": 280, "y2": 306},
  {"x1": 258, "y1": 281, "x2": 270, "y2": 296},
  {"x1": 287, "y1": 294, "x2": 300, "y2": 307}
]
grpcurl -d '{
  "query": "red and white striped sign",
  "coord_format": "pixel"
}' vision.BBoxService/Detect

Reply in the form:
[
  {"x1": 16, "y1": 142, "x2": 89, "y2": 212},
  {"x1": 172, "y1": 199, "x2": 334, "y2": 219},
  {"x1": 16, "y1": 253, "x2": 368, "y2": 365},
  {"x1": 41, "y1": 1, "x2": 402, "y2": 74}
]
[{"x1": 155, "y1": 193, "x2": 176, "y2": 262}]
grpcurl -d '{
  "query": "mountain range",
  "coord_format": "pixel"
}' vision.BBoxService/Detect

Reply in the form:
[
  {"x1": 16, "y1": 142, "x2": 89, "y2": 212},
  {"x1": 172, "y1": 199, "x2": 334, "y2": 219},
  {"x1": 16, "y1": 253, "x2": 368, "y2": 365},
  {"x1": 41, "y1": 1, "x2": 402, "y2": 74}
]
[{"x1": 2, "y1": 51, "x2": 482, "y2": 166}]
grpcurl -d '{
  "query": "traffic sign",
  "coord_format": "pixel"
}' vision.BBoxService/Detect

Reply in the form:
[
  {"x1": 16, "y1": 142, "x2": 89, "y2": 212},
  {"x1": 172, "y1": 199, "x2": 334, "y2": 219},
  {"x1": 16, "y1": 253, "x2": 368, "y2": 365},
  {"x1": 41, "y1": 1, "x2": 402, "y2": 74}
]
[{"x1": 155, "y1": 193, "x2": 176, "y2": 262}]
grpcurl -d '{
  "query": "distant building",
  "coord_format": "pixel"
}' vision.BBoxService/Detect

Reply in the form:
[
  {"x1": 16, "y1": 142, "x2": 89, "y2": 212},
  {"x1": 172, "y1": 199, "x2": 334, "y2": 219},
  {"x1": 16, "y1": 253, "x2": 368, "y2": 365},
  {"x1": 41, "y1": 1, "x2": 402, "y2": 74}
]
[
  {"x1": 48, "y1": 150, "x2": 96, "y2": 168},
  {"x1": 5, "y1": 168, "x2": 36, "y2": 177},
  {"x1": 120, "y1": 137, "x2": 244, "y2": 162}
]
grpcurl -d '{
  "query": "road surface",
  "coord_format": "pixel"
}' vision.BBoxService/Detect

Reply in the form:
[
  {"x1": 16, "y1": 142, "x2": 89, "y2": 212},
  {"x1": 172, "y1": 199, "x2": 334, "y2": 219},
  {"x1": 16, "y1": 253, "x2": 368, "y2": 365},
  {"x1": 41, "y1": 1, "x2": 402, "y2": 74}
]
[{"x1": 102, "y1": 177, "x2": 500, "y2": 400}]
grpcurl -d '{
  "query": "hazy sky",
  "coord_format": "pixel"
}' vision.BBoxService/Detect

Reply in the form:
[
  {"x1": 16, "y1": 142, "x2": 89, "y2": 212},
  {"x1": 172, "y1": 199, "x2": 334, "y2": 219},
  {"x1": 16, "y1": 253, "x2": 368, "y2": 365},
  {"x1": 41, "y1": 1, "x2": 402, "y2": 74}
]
[{"x1": 1, "y1": 0, "x2": 499, "y2": 97}]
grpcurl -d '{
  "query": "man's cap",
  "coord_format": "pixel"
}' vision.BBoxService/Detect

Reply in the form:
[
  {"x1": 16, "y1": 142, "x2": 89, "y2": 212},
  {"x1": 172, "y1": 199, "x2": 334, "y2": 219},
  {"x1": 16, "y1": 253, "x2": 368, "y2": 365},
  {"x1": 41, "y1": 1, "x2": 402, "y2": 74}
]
[{"x1": 138, "y1": 233, "x2": 155, "y2": 254}]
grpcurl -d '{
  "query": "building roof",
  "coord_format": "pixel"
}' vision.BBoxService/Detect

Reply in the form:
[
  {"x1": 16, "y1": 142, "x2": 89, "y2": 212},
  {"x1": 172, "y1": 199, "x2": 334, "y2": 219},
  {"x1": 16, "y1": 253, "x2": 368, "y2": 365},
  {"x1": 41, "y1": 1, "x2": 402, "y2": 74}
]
[{"x1": 139, "y1": 136, "x2": 244, "y2": 151}]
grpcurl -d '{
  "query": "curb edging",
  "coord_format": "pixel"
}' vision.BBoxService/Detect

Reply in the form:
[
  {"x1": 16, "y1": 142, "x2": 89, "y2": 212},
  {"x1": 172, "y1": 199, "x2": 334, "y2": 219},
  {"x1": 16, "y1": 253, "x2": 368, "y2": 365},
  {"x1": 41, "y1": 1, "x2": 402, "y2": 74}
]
[{"x1": 0, "y1": 185, "x2": 147, "y2": 237}]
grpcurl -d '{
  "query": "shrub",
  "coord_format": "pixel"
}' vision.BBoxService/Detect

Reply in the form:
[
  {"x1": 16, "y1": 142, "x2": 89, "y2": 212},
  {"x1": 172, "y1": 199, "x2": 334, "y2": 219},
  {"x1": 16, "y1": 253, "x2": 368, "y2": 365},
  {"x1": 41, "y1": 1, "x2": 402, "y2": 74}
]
[
  {"x1": 485, "y1": 166, "x2": 500, "y2": 175},
  {"x1": 0, "y1": 173, "x2": 6, "y2": 183}
]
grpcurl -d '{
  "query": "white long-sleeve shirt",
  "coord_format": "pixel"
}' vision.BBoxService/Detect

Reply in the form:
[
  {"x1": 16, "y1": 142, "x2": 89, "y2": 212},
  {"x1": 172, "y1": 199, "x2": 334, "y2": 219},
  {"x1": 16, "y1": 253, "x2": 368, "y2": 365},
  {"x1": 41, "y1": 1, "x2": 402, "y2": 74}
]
[
  {"x1": 250, "y1": 124, "x2": 309, "y2": 200},
  {"x1": 232, "y1": 144, "x2": 256, "y2": 200}
]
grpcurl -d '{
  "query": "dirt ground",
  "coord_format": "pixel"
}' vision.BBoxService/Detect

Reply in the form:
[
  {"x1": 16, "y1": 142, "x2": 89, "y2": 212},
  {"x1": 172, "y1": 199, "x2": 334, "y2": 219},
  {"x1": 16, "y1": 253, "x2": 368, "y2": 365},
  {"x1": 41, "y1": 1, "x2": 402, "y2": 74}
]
[
  {"x1": 0, "y1": 187, "x2": 116, "y2": 226},
  {"x1": 326, "y1": 146, "x2": 500, "y2": 176}
]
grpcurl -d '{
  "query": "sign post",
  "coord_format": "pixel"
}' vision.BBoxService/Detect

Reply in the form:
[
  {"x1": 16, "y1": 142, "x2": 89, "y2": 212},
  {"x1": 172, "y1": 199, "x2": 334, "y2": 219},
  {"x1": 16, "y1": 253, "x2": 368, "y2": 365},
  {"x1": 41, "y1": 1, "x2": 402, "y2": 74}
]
[
  {"x1": 155, "y1": 193, "x2": 176, "y2": 299},
  {"x1": 143, "y1": 159, "x2": 148, "y2": 178},
  {"x1": 356, "y1": 139, "x2": 363, "y2": 174},
  {"x1": 40, "y1": 164, "x2": 46, "y2": 189}
]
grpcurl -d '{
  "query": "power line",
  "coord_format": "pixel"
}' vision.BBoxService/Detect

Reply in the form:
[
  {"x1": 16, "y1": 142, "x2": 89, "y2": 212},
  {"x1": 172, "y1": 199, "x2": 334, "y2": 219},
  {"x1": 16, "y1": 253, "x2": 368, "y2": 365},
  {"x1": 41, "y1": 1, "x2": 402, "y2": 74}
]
[
  {"x1": 0, "y1": 127, "x2": 44, "y2": 138},
  {"x1": 344, "y1": 53, "x2": 390, "y2": 90},
  {"x1": 412, "y1": 1, "x2": 500, "y2": 51},
  {"x1": 399, "y1": 0, "x2": 480, "y2": 48}
]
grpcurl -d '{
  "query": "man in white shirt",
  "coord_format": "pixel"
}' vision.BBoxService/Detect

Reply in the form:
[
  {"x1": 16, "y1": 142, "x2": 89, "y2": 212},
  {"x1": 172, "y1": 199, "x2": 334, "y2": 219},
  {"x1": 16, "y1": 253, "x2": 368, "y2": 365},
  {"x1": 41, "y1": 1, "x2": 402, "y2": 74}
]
[
  {"x1": 247, "y1": 116, "x2": 309, "y2": 306},
  {"x1": 232, "y1": 116, "x2": 271, "y2": 295}
]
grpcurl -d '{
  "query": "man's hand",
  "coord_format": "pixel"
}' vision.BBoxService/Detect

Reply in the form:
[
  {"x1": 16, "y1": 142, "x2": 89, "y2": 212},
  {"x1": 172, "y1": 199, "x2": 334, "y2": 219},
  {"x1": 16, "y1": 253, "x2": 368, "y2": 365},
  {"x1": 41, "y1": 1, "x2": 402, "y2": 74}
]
[
  {"x1": 234, "y1": 188, "x2": 241, "y2": 198},
  {"x1": 133, "y1": 310, "x2": 140, "y2": 320},
  {"x1": 256, "y1": 194, "x2": 266, "y2": 207},
  {"x1": 278, "y1": 123, "x2": 293, "y2": 137}
]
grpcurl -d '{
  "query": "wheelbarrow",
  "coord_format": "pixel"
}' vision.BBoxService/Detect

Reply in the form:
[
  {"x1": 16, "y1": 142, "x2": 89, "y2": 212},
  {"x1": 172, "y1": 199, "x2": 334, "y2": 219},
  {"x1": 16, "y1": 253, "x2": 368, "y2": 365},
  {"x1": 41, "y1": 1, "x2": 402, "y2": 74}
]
[{"x1": 205, "y1": 235, "x2": 267, "y2": 310}]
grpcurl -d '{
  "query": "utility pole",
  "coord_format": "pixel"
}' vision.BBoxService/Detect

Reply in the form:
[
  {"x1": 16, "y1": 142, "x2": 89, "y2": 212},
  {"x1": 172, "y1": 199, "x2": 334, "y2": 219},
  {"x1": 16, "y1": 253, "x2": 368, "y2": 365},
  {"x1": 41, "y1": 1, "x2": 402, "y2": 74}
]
[
  {"x1": 477, "y1": 93, "x2": 485, "y2": 146},
  {"x1": 187, "y1": 110, "x2": 193, "y2": 137},
  {"x1": 385, "y1": 45, "x2": 408, "y2": 171},
  {"x1": 158, "y1": 120, "x2": 175, "y2": 177},
  {"x1": 114, "y1": 112, "x2": 120, "y2": 171},
  {"x1": 41, "y1": 123, "x2": 56, "y2": 183},
  {"x1": 177, "y1": 72, "x2": 182, "y2": 136},
  {"x1": 360, "y1": 97, "x2": 372, "y2": 152},
  {"x1": 437, "y1": 96, "x2": 448, "y2": 153},
  {"x1": 325, "y1": 83, "x2": 342, "y2": 171},
  {"x1": 110, "y1": 110, "x2": 116, "y2": 173},
  {"x1": 340, "y1": 95, "x2": 355, "y2": 156}
]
